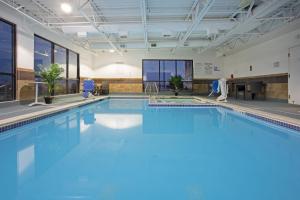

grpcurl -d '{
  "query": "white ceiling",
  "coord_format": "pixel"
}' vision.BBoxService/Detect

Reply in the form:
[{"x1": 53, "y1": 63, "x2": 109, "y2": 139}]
[{"x1": 1, "y1": 0, "x2": 300, "y2": 55}]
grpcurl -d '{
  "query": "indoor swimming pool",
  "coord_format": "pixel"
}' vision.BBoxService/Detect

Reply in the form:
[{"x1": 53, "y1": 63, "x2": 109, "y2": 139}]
[{"x1": 1, "y1": 98, "x2": 300, "y2": 200}]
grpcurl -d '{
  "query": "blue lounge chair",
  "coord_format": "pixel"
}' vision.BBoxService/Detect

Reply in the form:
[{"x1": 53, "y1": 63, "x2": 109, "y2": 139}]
[
  {"x1": 83, "y1": 80, "x2": 95, "y2": 98},
  {"x1": 208, "y1": 80, "x2": 219, "y2": 97}
]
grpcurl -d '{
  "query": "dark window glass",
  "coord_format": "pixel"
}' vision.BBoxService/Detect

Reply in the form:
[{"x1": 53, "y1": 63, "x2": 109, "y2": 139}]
[
  {"x1": 143, "y1": 60, "x2": 159, "y2": 81},
  {"x1": 68, "y1": 80, "x2": 79, "y2": 94},
  {"x1": 54, "y1": 45, "x2": 67, "y2": 78},
  {"x1": 186, "y1": 60, "x2": 193, "y2": 81},
  {"x1": 0, "y1": 74, "x2": 13, "y2": 101},
  {"x1": 176, "y1": 60, "x2": 193, "y2": 81},
  {"x1": 160, "y1": 60, "x2": 176, "y2": 82},
  {"x1": 54, "y1": 45, "x2": 67, "y2": 95},
  {"x1": 55, "y1": 79, "x2": 67, "y2": 95},
  {"x1": 0, "y1": 19, "x2": 15, "y2": 102},
  {"x1": 159, "y1": 81, "x2": 171, "y2": 91},
  {"x1": 0, "y1": 21, "x2": 13, "y2": 74},
  {"x1": 34, "y1": 36, "x2": 52, "y2": 74},
  {"x1": 68, "y1": 51, "x2": 78, "y2": 79},
  {"x1": 142, "y1": 59, "x2": 193, "y2": 92}
]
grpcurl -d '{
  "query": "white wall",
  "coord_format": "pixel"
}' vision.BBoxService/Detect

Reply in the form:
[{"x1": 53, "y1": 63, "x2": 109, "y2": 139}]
[
  {"x1": 6, "y1": 0, "x2": 300, "y2": 81},
  {"x1": 0, "y1": 3, "x2": 95, "y2": 76},
  {"x1": 92, "y1": 49, "x2": 224, "y2": 79},
  {"x1": 223, "y1": 25, "x2": 300, "y2": 78}
]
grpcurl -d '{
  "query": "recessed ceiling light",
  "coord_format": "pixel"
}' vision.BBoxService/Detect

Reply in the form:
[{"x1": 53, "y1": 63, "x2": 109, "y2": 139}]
[
  {"x1": 109, "y1": 49, "x2": 115, "y2": 53},
  {"x1": 61, "y1": 3, "x2": 72, "y2": 14}
]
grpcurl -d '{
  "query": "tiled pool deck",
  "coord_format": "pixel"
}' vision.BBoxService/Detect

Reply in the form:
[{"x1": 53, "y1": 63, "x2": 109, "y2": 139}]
[
  {"x1": 1, "y1": 95, "x2": 300, "y2": 133},
  {"x1": 195, "y1": 97, "x2": 300, "y2": 131}
]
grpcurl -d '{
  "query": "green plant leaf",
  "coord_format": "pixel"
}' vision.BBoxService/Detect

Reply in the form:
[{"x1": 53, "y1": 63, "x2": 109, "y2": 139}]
[
  {"x1": 38, "y1": 63, "x2": 64, "y2": 96},
  {"x1": 169, "y1": 75, "x2": 183, "y2": 91}
]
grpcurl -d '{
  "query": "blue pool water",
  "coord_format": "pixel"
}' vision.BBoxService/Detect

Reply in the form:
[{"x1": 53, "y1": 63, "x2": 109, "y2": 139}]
[{"x1": 1, "y1": 99, "x2": 300, "y2": 200}]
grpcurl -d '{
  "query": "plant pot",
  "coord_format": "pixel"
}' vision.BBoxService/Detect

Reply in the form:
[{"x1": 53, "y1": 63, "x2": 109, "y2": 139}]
[{"x1": 44, "y1": 96, "x2": 54, "y2": 104}]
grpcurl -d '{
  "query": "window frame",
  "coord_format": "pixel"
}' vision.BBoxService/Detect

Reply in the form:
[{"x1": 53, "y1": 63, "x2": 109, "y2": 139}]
[
  {"x1": 142, "y1": 59, "x2": 193, "y2": 91},
  {"x1": 67, "y1": 49, "x2": 80, "y2": 93},
  {"x1": 34, "y1": 34, "x2": 80, "y2": 95},
  {"x1": 0, "y1": 18, "x2": 16, "y2": 101}
]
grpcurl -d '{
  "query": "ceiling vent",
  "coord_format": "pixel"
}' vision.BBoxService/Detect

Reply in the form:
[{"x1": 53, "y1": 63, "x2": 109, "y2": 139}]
[
  {"x1": 183, "y1": 42, "x2": 189, "y2": 47},
  {"x1": 162, "y1": 31, "x2": 173, "y2": 38},
  {"x1": 151, "y1": 43, "x2": 157, "y2": 47},
  {"x1": 119, "y1": 31, "x2": 128, "y2": 39},
  {"x1": 163, "y1": 34, "x2": 172, "y2": 38}
]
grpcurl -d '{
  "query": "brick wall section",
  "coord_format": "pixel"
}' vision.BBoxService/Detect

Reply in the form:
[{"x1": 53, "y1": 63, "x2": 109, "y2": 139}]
[
  {"x1": 192, "y1": 74, "x2": 288, "y2": 100},
  {"x1": 109, "y1": 83, "x2": 143, "y2": 93},
  {"x1": 193, "y1": 84, "x2": 210, "y2": 94},
  {"x1": 79, "y1": 74, "x2": 288, "y2": 98},
  {"x1": 92, "y1": 78, "x2": 143, "y2": 93},
  {"x1": 266, "y1": 83, "x2": 288, "y2": 100},
  {"x1": 193, "y1": 79, "x2": 214, "y2": 95},
  {"x1": 227, "y1": 73, "x2": 288, "y2": 101}
]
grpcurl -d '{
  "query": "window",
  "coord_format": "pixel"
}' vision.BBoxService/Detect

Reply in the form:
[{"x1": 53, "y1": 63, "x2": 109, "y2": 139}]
[
  {"x1": 142, "y1": 60, "x2": 193, "y2": 91},
  {"x1": 143, "y1": 60, "x2": 159, "y2": 81},
  {"x1": 54, "y1": 45, "x2": 67, "y2": 78},
  {"x1": 34, "y1": 36, "x2": 52, "y2": 73},
  {"x1": 0, "y1": 19, "x2": 16, "y2": 102},
  {"x1": 34, "y1": 35, "x2": 80, "y2": 95},
  {"x1": 54, "y1": 45, "x2": 67, "y2": 95},
  {"x1": 68, "y1": 50, "x2": 79, "y2": 93}
]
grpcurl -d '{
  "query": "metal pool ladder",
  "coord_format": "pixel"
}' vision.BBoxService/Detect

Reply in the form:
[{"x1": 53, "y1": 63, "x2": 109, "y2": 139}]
[{"x1": 145, "y1": 82, "x2": 158, "y2": 102}]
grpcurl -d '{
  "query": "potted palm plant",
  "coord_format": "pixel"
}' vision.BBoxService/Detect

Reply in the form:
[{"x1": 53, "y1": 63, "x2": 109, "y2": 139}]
[
  {"x1": 39, "y1": 63, "x2": 64, "y2": 104},
  {"x1": 169, "y1": 75, "x2": 183, "y2": 96}
]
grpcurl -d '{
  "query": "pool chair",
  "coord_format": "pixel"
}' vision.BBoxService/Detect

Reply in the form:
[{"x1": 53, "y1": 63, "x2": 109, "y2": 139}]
[
  {"x1": 208, "y1": 80, "x2": 219, "y2": 97},
  {"x1": 82, "y1": 80, "x2": 95, "y2": 98}
]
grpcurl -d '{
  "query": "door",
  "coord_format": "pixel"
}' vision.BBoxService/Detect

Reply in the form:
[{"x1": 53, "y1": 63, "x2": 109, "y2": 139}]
[{"x1": 288, "y1": 45, "x2": 300, "y2": 105}]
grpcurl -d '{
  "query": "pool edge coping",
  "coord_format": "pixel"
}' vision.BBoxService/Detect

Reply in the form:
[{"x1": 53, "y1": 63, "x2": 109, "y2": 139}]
[
  {"x1": 0, "y1": 96, "x2": 109, "y2": 133},
  {"x1": 193, "y1": 96, "x2": 300, "y2": 132}
]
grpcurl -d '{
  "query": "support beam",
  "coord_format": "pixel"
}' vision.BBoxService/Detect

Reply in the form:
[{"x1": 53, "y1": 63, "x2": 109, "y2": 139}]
[
  {"x1": 201, "y1": 0, "x2": 290, "y2": 53},
  {"x1": 140, "y1": 0, "x2": 148, "y2": 49},
  {"x1": 247, "y1": 0, "x2": 255, "y2": 18},
  {"x1": 79, "y1": 0, "x2": 123, "y2": 56},
  {"x1": 172, "y1": 0, "x2": 215, "y2": 53}
]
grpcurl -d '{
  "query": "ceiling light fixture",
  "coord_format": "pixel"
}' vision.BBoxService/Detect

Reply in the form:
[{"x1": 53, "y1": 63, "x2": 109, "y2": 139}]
[
  {"x1": 109, "y1": 49, "x2": 115, "y2": 53},
  {"x1": 77, "y1": 32, "x2": 87, "y2": 38},
  {"x1": 61, "y1": 3, "x2": 72, "y2": 14}
]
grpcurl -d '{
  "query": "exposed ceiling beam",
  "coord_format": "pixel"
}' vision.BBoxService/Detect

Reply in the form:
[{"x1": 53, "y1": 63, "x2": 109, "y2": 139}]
[
  {"x1": 172, "y1": 0, "x2": 215, "y2": 53},
  {"x1": 202, "y1": 0, "x2": 291, "y2": 53},
  {"x1": 246, "y1": 0, "x2": 255, "y2": 18},
  {"x1": 0, "y1": 0, "x2": 97, "y2": 54},
  {"x1": 140, "y1": 0, "x2": 148, "y2": 49},
  {"x1": 79, "y1": 0, "x2": 123, "y2": 56}
]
